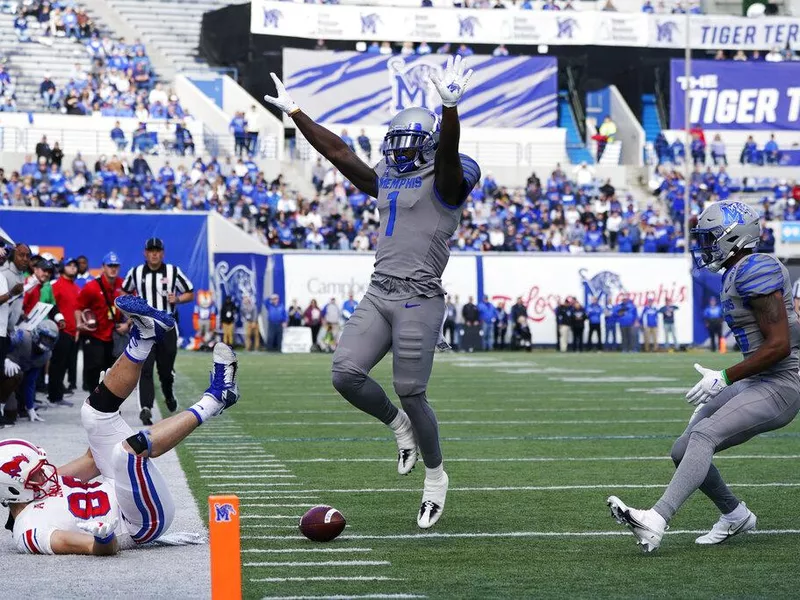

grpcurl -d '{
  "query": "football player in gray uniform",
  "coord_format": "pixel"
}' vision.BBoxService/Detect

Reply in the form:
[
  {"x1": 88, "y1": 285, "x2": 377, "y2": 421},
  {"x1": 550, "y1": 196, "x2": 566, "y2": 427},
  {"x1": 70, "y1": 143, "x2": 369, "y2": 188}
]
[
  {"x1": 608, "y1": 200, "x2": 800, "y2": 552},
  {"x1": 264, "y1": 56, "x2": 481, "y2": 529}
]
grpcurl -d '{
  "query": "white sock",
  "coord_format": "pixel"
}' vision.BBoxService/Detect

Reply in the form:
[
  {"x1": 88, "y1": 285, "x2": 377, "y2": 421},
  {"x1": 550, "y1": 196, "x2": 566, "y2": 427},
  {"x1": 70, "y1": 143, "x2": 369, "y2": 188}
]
[
  {"x1": 388, "y1": 410, "x2": 411, "y2": 432},
  {"x1": 187, "y1": 394, "x2": 222, "y2": 424},
  {"x1": 425, "y1": 464, "x2": 445, "y2": 482},
  {"x1": 124, "y1": 336, "x2": 154, "y2": 363},
  {"x1": 722, "y1": 502, "x2": 748, "y2": 522}
]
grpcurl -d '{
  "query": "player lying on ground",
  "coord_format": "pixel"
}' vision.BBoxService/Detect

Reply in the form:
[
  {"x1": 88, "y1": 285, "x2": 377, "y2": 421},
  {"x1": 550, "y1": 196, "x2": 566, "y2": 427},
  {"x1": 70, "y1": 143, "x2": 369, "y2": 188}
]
[
  {"x1": 608, "y1": 200, "x2": 800, "y2": 552},
  {"x1": 264, "y1": 56, "x2": 481, "y2": 529},
  {"x1": 0, "y1": 295, "x2": 239, "y2": 555}
]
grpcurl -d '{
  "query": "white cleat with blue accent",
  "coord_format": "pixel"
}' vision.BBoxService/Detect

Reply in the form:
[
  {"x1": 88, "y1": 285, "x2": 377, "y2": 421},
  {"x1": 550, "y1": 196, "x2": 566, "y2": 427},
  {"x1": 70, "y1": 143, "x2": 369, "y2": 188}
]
[{"x1": 202, "y1": 343, "x2": 240, "y2": 416}]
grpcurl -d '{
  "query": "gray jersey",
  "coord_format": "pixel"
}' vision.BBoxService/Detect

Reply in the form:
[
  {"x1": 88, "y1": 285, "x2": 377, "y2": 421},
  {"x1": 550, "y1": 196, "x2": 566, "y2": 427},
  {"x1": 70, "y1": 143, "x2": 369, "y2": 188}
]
[
  {"x1": 721, "y1": 253, "x2": 800, "y2": 374},
  {"x1": 368, "y1": 154, "x2": 480, "y2": 300}
]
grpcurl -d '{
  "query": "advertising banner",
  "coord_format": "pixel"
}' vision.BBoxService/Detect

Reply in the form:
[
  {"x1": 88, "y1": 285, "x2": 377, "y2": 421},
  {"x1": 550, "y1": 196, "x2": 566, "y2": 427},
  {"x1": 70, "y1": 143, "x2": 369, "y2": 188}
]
[
  {"x1": 670, "y1": 59, "x2": 800, "y2": 130},
  {"x1": 481, "y1": 255, "x2": 694, "y2": 345},
  {"x1": 283, "y1": 49, "x2": 557, "y2": 128},
  {"x1": 255, "y1": 1, "x2": 800, "y2": 50}
]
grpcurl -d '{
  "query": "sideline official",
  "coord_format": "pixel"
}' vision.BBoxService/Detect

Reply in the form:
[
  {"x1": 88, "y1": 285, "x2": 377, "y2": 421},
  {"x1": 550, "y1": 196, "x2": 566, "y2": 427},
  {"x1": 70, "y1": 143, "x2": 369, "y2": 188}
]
[{"x1": 122, "y1": 237, "x2": 194, "y2": 425}]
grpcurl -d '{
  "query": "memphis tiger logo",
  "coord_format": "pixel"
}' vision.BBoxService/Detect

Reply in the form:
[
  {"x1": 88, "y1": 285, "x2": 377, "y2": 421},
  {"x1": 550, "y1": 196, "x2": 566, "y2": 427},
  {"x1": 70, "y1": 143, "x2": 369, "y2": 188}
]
[
  {"x1": 579, "y1": 269, "x2": 626, "y2": 304},
  {"x1": 262, "y1": 8, "x2": 282, "y2": 28},
  {"x1": 458, "y1": 16, "x2": 479, "y2": 37},
  {"x1": 388, "y1": 57, "x2": 443, "y2": 112},
  {"x1": 656, "y1": 20, "x2": 679, "y2": 43},
  {"x1": 214, "y1": 503, "x2": 237, "y2": 522},
  {"x1": 361, "y1": 13, "x2": 381, "y2": 34},
  {"x1": 557, "y1": 17, "x2": 578, "y2": 39}
]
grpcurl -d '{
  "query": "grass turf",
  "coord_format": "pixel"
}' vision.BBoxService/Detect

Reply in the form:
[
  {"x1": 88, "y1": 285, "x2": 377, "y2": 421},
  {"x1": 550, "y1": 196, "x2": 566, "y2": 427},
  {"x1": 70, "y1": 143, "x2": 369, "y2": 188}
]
[{"x1": 172, "y1": 350, "x2": 800, "y2": 599}]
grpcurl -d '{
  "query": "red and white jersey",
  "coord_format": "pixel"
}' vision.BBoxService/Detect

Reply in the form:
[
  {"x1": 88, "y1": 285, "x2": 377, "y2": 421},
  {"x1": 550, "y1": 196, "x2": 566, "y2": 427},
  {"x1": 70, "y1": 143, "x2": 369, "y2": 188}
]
[{"x1": 12, "y1": 476, "x2": 129, "y2": 555}]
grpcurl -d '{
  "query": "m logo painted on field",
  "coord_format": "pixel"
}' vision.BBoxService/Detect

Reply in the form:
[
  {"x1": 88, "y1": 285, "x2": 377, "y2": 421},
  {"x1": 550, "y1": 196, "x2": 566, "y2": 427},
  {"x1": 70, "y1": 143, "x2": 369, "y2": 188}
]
[
  {"x1": 458, "y1": 16, "x2": 479, "y2": 37},
  {"x1": 656, "y1": 20, "x2": 679, "y2": 43},
  {"x1": 262, "y1": 8, "x2": 282, "y2": 29},
  {"x1": 388, "y1": 57, "x2": 443, "y2": 112},
  {"x1": 214, "y1": 503, "x2": 237, "y2": 522},
  {"x1": 361, "y1": 13, "x2": 381, "y2": 34},
  {"x1": 557, "y1": 18, "x2": 578, "y2": 39},
  {"x1": 0, "y1": 454, "x2": 29, "y2": 479}
]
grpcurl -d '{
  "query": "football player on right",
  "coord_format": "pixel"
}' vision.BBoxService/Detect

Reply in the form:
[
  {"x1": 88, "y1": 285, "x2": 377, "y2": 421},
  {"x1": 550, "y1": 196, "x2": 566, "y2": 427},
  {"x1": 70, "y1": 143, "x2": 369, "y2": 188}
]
[{"x1": 608, "y1": 200, "x2": 800, "y2": 552}]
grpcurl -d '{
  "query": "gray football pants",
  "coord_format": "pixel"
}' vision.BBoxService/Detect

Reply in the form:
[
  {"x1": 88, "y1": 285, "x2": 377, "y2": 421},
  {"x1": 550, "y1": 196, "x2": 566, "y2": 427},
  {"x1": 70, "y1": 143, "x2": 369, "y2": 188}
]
[
  {"x1": 653, "y1": 372, "x2": 800, "y2": 521},
  {"x1": 331, "y1": 293, "x2": 445, "y2": 469}
]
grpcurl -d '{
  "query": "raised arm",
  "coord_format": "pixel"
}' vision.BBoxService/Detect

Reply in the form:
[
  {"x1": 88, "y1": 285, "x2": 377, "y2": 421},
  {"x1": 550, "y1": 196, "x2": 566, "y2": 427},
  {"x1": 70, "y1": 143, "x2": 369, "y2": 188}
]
[
  {"x1": 430, "y1": 56, "x2": 480, "y2": 207},
  {"x1": 264, "y1": 73, "x2": 377, "y2": 197}
]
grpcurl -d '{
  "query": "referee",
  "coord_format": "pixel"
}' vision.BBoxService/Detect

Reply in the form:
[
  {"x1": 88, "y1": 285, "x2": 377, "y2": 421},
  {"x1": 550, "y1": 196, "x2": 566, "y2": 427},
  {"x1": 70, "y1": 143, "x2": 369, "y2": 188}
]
[{"x1": 122, "y1": 237, "x2": 194, "y2": 425}]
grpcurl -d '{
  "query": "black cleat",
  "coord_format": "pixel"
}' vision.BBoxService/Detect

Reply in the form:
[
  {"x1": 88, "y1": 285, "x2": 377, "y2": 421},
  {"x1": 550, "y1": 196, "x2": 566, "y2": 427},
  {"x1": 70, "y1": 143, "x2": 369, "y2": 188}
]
[{"x1": 140, "y1": 407, "x2": 153, "y2": 426}]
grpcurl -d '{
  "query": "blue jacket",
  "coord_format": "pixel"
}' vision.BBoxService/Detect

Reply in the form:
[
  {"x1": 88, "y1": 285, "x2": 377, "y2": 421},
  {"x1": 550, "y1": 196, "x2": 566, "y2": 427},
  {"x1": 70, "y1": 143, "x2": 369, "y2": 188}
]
[
  {"x1": 616, "y1": 301, "x2": 638, "y2": 327},
  {"x1": 266, "y1": 303, "x2": 288, "y2": 324},
  {"x1": 642, "y1": 306, "x2": 660, "y2": 328},
  {"x1": 704, "y1": 305, "x2": 723, "y2": 320},
  {"x1": 587, "y1": 303, "x2": 603, "y2": 324},
  {"x1": 342, "y1": 299, "x2": 358, "y2": 320},
  {"x1": 478, "y1": 301, "x2": 496, "y2": 323}
]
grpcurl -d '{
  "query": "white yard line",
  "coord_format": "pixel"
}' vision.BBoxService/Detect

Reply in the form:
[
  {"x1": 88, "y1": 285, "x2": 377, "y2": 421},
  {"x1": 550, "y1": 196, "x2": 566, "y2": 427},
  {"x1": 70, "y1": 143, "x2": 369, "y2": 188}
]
[
  {"x1": 253, "y1": 577, "x2": 403, "y2": 583},
  {"x1": 243, "y1": 548, "x2": 374, "y2": 554},
  {"x1": 276, "y1": 454, "x2": 800, "y2": 464},
  {"x1": 224, "y1": 482, "x2": 800, "y2": 494},
  {"x1": 244, "y1": 560, "x2": 391, "y2": 567},
  {"x1": 245, "y1": 419, "x2": 686, "y2": 426},
  {"x1": 200, "y1": 474, "x2": 297, "y2": 479},
  {"x1": 241, "y1": 504, "x2": 318, "y2": 508},
  {"x1": 244, "y1": 529, "x2": 800, "y2": 542},
  {"x1": 260, "y1": 594, "x2": 426, "y2": 600},
  {"x1": 241, "y1": 515, "x2": 301, "y2": 520}
]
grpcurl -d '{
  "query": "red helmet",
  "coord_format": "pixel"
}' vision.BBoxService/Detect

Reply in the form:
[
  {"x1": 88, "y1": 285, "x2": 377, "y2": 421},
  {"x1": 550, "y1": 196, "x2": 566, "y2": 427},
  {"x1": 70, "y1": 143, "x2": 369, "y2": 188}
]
[{"x1": 0, "y1": 439, "x2": 60, "y2": 506}]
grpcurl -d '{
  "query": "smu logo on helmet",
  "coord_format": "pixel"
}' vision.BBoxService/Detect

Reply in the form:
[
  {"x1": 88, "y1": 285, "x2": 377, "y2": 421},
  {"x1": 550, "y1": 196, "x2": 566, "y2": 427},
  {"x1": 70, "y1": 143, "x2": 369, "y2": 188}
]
[
  {"x1": 458, "y1": 16, "x2": 479, "y2": 37},
  {"x1": 0, "y1": 454, "x2": 29, "y2": 479},
  {"x1": 214, "y1": 503, "x2": 237, "y2": 522},
  {"x1": 557, "y1": 18, "x2": 578, "y2": 39},
  {"x1": 656, "y1": 20, "x2": 679, "y2": 43},
  {"x1": 262, "y1": 8, "x2": 282, "y2": 28},
  {"x1": 388, "y1": 57, "x2": 442, "y2": 112},
  {"x1": 720, "y1": 202, "x2": 752, "y2": 226},
  {"x1": 361, "y1": 13, "x2": 381, "y2": 34}
]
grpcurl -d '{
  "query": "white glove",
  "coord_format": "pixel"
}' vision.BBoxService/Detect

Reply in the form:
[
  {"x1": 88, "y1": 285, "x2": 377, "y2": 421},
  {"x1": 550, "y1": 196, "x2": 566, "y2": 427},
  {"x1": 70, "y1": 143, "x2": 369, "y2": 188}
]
[
  {"x1": 430, "y1": 55, "x2": 474, "y2": 108},
  {"x1": 77, "y1": 517, "x2": 119, "y2": 544},
  {"x1": 27, "y1": 408, "x2": 44, "y2": 423},
  {"x1": 263, "y1": 73, "x2": 300, "y2": 116},
  {"x1": 4, "y1": 358, "x2": 20, "y2": 377},
  {"x1": 685, "y1": 363, "x2": 728, "y2": 406}
]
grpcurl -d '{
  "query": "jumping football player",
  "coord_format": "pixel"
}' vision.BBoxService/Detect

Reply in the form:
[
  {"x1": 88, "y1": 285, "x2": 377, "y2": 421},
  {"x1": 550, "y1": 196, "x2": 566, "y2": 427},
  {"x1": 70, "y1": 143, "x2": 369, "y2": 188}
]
[
  {"x1": 264, "y1": 56, "x2": 481, "y2": 528},
  {"x1": 0, "y1": 295, "x2": 239, "y2": 555},
  {"x1": 608, "y1": 200, "x2": 800, "y2": 552}
]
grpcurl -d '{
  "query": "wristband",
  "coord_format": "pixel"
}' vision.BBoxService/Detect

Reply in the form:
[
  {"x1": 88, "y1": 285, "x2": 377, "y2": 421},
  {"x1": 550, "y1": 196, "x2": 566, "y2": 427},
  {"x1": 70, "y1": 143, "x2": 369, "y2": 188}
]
[
  {"x1": 96, "y1": 532, "x2": 116, "y2": 545},
  {"x1": 288, "y1": 107, "x2": 301, "y2": 117},
  {"x1": 722, "y1": 369, "x2": 731, "y2": 385}
]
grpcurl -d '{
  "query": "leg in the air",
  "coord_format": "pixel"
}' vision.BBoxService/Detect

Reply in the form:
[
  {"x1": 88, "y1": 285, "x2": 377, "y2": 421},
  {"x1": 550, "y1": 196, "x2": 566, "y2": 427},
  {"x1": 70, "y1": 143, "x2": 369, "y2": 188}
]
[
  {"x1": 331, "y1": 295, "x2": 416, "y2": 473},
  {"x1": 389, "y1": 294, "x2": 448, "y2": 529}
]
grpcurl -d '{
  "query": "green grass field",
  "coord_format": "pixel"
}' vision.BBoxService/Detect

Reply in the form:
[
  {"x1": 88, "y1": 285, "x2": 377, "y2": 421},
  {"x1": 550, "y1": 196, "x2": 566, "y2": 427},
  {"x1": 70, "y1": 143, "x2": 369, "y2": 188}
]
[{"x1": 172, "y1": 350, "x2": 800, "y2": 600}]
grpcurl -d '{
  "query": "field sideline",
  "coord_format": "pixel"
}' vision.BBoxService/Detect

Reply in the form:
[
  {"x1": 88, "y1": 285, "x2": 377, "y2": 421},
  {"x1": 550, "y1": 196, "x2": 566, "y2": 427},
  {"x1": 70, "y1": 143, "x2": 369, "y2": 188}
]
[{"x1": 174, "y1": 350, "x2": 800, "y2": 600}]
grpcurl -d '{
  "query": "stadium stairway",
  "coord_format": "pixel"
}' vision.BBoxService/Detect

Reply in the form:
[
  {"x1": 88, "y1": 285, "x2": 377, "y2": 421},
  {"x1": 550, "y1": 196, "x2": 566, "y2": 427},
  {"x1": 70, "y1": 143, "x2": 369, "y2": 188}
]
[
  {"x1": 94, "y1": 0, "x2": 237, "y2": 81},
  {"x1": 558, "y1": 91, "x2": 594, "y2": 165},
  {"x1": 641, "y1": 93, "x2": 662, "y2": 143},
  {"x1": 0, "y1": 14, "x2": 98, "y2": 112}
]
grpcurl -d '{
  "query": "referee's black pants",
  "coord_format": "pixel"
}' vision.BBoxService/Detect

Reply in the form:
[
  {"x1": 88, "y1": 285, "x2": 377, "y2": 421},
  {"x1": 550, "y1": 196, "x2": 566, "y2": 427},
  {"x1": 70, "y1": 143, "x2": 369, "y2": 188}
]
[
  {"x1": 140, "y1": 328, "x2": 178, "y2": 409},
  {"x1": 48, "y1": 332, "x2": 75, "y2": 402},
  {"x1": 84, "y1": 336, "x2": 114, "y2": 391}
]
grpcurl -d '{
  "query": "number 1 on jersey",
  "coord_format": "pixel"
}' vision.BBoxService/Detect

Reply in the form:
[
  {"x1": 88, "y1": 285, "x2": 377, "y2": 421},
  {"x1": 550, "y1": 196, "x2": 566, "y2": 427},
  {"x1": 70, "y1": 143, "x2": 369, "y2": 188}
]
[{"x1": 386, "y1": 191, "x2": 399, "y2": 237}]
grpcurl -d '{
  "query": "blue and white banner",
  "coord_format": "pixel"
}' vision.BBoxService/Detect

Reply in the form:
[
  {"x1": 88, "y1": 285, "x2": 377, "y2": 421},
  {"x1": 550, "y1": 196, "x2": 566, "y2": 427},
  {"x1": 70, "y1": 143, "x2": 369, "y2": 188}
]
[
  {"x1": 670, "y1": 59, "x2": 800, "y2": 130},
  {"x1": 283, "y1": 49, "x2": 557, "y2": 128},
  {"x1": 255, "y1": 1, "x2": 800, "y2": 50}
]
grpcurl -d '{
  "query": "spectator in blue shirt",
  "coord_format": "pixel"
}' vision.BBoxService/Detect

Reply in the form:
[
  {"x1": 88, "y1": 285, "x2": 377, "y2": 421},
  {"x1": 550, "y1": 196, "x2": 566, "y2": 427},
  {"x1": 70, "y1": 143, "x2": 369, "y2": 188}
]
[
  {"x1": 14, "y1": 11, "x2": 30, "y2": 42},
  {"x1": 659, "y1": 303, "x2": 679, "y2": 350},
  {"x1": 62, "y1": 8, "x2": 79, "y2": 39},
  {"x1": 604, "y1": 302, "x2": 617, "y2": 350},
  {"x1": 670, "y1": 139, "x2": 685, "y2": 164},
  {"x1": 342, "y1": 292, "x2": 358, "y2": 321},
  {"x1": 266, "y1": 293, "x2": 288, "y2": 352},
  {"x1": 583, "y1": 222, "x2": 604, "y2": 252},
  {"x1": 110, "y1": 121, "x2": 126, "y2": 151},
  {"x1": 641, "y1": 0, "x2": 655, "y2": 11},
  {"x1": 39, "y1": 75, "x2": 56, "y2": 110},
  {"x1": 230, "y1": 111, "x2": 247, "y2": 158},
  {"x1": 456, "y1": 44, "x2": 474, "y2": 57},
  {"x1": 740, "y1": 135, "x2": 758, "y2": 164},
  {"x1": 478, "y1": 295, "x2": 496, "y2": 351},
  {"x1": 641, "y1": 298, "x2": 660, "y2": 352},
  {"x1": 616, "y1": 296, "x2": 638, "y2": 352},
  {"x1": 586, "y1": 296, "x2": 604, "y2": 351},
  {"x1": 617, "y1": 227, "x2": 633, "y2": 253},
  {"x1": 690, "y1": 134, "x2": 706, "y2": 165},
  {"x1": 703, "y1": 296, "x2": 724, "y2": 352},
  {"x1": 763, "y1": 134, "x2": 779, "y2": 164}
]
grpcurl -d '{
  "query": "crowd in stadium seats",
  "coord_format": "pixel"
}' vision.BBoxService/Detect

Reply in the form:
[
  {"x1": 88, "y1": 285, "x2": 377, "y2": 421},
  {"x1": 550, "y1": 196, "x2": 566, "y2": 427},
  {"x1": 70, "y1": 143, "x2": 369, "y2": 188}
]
[
  {"x1": 654, "y1": 131, "x2": 792, "y2": 167},
  {"x1": 12, "y1": 0, "x2": 98, "y2": 42}
]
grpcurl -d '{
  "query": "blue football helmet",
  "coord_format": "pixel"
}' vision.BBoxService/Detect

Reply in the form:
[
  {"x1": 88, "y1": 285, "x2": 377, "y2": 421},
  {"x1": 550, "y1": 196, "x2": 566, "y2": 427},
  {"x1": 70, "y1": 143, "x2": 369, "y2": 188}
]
[
  {"x1": 690, "y1": 200, "x2": 760, "y2": 272},
  {"x1": 382, "y1": 107, "x2": 440, "y2": 174}
]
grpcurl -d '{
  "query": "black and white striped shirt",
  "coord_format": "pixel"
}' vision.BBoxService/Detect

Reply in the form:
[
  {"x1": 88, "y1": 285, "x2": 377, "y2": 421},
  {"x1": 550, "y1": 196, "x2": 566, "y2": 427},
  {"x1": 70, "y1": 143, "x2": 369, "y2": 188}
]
[{"x1": 122, "y1": 263, "x2": 194, "y2": 313}]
